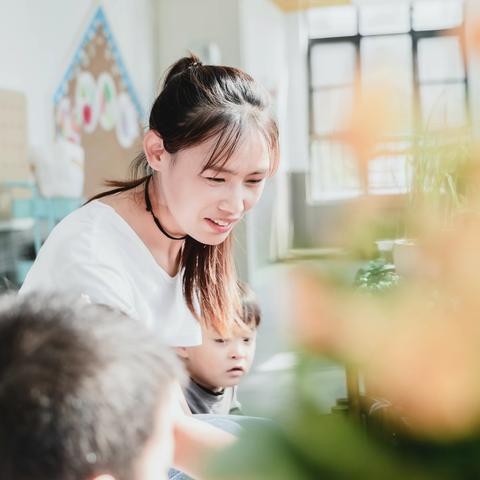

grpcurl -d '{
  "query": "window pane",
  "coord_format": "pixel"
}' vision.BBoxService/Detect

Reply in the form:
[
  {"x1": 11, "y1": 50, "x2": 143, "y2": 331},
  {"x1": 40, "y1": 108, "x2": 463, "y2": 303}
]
[
  {"x1": 417, "y1": 36, "x2": 465, "y2": 82},
  {"x1": 420, "y1": 83, "x2": 466, "y2": 129},
  {"x1": 359, "y1": 3, "x2": 411, "y2": 35},
  {"x1": 308, "y1": 5, "x2": 357, "y2": 39},
  {"x1": 368, "y1": 141, "x2": 412, "y2": 195},
  {"x1": 361, "y1": 35, "x2": 414, "y2": 131},
  {"x1": 413, "y1": 0, "x2": 464, "y2": 31},
  {"x1": 310, "y1": 140, "x2": 361, "y2": 202},
  {"x1": 361, "y1": 35, "x2": 412, "y2": 85},
  {"x1": 312, "y1": 87, "x2": 354, "y2": 135},
  {"x1": 310, "y1": 42, "x2": 356, "y2": 88}
]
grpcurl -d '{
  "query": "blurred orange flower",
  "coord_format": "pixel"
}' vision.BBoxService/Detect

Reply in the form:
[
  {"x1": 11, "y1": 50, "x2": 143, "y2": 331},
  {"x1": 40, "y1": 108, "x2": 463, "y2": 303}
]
[
  {"x1": 335, "y1": 78, "x2": 401, "y2": 189},
  {"x1": 291, "y1": 217, "x2": 480, "y2": 438},
  {"x1": 466, "y1": 13, "x2": 480, "y2": 54}
]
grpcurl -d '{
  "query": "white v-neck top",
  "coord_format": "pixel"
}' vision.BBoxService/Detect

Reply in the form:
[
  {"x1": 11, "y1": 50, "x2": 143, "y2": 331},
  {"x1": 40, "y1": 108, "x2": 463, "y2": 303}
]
[{"x1": 20, "y1": 200, "x2": 202, "y2": 347}]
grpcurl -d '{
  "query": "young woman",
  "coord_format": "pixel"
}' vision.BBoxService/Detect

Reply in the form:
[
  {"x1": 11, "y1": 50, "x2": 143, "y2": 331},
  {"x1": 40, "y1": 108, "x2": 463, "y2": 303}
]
[{"x1": 21, "y1": 55, "x2": 279, "y2": 478}]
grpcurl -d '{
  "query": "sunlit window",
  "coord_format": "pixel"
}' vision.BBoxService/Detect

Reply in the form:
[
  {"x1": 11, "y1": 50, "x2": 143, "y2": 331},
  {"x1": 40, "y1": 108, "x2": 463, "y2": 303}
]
[
  {"x1": 307, "y1": 5, "x2": 357, "y2": 39},
  {"x1": 308, "y1": 0, "x2": 467, "y2": 203}
]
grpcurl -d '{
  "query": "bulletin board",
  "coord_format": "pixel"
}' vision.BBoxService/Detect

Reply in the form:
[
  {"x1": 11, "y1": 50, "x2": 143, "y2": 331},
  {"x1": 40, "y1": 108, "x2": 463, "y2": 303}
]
[
  {"x1": 0, "y1": 90, "x2": 32, "y2": 219},
  {"x1": 0, "y1": 90, "x2": 30, "y2": 182},
  {"x1": 53, "y1": 6, "x2": 144, "y2": 198}
]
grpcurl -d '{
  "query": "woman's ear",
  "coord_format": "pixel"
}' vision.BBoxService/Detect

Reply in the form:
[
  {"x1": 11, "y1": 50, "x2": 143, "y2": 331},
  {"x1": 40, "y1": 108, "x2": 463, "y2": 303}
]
[
  {"x1": 175, "y1": 347, "x2": 189, "y2": 359},
  {"x1": 143, "y1": 130, "x2": 165, "y2": 172}
]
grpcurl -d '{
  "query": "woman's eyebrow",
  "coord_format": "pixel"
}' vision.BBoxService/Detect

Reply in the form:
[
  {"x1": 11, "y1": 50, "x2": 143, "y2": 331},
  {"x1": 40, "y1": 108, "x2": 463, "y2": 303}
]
[
  {"x1": 206, "y1": 166, "x2": 237, "y2": 174},
  {"x1": 206, "y1": 166, "x2": 268, "y2": 175}
]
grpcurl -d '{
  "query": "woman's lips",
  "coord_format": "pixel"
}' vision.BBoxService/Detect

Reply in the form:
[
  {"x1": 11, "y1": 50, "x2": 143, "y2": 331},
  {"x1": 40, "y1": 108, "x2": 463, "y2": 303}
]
[{"x1": 205, "y1": 218, "x2": 238, "y2": 233}]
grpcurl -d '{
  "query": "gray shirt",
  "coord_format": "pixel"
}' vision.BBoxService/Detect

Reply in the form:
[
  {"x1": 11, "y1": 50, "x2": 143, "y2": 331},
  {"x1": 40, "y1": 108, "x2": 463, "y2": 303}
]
[{"x1": 184, "y1": 378, "x2": 242, "y2": 415}]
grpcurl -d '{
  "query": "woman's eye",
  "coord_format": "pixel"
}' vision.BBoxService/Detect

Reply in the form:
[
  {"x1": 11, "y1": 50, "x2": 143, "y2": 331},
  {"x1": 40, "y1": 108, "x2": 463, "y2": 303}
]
[
  {"x1": 214, "y1": 338, "x2": 226, "y2": 343},
  {"x1": 246, "y1": 178, "x2": 264, "y2": 185},
  {"x1": 206, "y1": 177, "x2": 225, "y2": 183},
  {"x1": 243, "y1": 337, "x2": 251, "y2": 343}
]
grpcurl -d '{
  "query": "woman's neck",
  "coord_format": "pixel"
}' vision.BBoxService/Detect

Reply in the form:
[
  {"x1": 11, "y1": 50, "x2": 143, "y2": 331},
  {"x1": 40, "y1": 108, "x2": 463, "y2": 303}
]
[
  {"x1": 98, "y1": 185, "x2": 185, "y2": 277},
  {"x1": 146, "y1": 175, "x2": 187, "y2": 241}
]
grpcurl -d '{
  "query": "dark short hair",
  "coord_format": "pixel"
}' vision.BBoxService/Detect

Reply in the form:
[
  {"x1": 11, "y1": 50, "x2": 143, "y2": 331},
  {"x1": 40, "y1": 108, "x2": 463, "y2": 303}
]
[
  {"x1": 0, "y1": 294, "x2": 181, "y2": 480},
  {"x1": 239, "y1": 282, "x2": 261, "y2": 329}
]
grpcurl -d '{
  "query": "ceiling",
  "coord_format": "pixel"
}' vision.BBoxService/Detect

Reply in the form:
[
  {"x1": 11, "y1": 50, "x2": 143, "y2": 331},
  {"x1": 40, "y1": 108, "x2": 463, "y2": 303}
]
[
  {"x1": 270, "y1": 0, "x2": 352, "y2": 12},
  {"x1": 270, "y1": 0, "x2": 424, "y2": 11}
]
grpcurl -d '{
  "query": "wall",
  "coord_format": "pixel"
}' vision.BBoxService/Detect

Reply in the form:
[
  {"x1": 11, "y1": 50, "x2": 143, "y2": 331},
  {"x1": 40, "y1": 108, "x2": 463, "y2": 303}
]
[
  {"x1": 239, "y1": 0, "x2": 292, "y2": 273},
  {"x1": 0, "y1": 0, "x2": 157, "y2": 151},
  {"x1": 284, "y1": 11, "x2": 310, "y2": 173},
  {"x1": 157, "y1": 0, "x2": 242, "y2": 75}
]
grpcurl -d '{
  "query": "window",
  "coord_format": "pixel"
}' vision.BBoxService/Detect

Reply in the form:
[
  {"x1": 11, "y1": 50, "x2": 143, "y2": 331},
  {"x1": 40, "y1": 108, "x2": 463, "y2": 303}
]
[{"x1": 308, "y1": 0, "x2": 467, "y2": 203}]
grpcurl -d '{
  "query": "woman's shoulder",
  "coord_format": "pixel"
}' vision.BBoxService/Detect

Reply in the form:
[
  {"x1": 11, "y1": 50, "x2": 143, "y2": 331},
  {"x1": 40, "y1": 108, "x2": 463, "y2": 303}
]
[
  {"x1": 29, "y1": 200, "x2": 137, "y2": 271},
  {"x1": 50, "y1": 199, "x2": 134, "y2": 244},
  {"x1": 20, "y1": 200, "x2": 137, "y2": 304}
]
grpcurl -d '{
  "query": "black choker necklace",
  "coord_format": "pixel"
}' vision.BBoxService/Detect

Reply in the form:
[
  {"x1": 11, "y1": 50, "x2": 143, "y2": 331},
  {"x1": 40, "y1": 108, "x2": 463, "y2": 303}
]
[{"x1": 144, "y1": 176, "x2": 187, "y2": 241}]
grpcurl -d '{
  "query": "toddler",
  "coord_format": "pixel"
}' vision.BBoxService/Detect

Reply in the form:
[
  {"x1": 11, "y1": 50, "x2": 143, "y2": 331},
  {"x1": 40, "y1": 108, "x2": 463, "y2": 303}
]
[{"x1": 177, "y1": 283, "x2": 260, "y2": 415}]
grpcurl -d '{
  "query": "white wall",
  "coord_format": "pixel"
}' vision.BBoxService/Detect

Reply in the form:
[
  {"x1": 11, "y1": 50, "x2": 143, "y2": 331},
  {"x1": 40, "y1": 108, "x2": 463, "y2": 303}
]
[
  {"x1": 0, "y1": 0, "x2": 157, "y2": 151},
  {"x1": 238, "y1": 0, "x2": 292, "y2": 271},
  {"x1": 239, "y1": 0, "x2": 286, "y2": 79},
  {"x1": 239, "y1": 0, "x2": 308, "y2": 173},
  {"x1": 157, "y1": 0, "x2": 242, "y2": 76},
  {"x1": 284, "y1": 11, "x2": 310, "y2": 173},
  {"x1": 156, "y1": 0, "x2": 292, "y2": 168},
  {"x1": 239, "y1": 0, "x2": 288, "y2": 166}
]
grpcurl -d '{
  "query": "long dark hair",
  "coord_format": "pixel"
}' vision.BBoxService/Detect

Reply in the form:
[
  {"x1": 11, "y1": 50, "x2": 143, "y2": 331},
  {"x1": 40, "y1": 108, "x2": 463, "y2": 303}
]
[{"x1": 90, "y1": 54, "x2": 279, "y2": 333}]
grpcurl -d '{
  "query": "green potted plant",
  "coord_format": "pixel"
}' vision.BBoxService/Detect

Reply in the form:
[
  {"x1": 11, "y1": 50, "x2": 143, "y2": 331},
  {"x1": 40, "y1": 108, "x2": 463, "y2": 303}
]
[{"x1": 394, "y1": 128, "x2": 473, "y2": 276}]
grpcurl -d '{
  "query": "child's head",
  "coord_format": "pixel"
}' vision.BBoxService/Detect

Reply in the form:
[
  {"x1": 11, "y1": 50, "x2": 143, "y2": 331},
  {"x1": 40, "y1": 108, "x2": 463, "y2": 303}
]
[
  {"x1": 0, "y1": 294, "x2": 181, "y2": 480},
  {"x1": 177, "y1": 283, "x2": 261, "y2": 392}
]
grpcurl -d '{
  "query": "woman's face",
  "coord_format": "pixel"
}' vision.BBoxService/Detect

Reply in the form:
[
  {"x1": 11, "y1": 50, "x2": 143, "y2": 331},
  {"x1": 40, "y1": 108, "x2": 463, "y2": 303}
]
[{"x1": 157, "y1": 130, "x2": 270, "y2": 245}]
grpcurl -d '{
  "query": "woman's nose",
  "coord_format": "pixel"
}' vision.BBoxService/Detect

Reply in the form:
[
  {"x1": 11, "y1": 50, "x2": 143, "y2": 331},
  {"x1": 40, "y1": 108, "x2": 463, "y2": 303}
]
[{"x1": 218, "y1": 185, "x2": 245, "y2": 216}]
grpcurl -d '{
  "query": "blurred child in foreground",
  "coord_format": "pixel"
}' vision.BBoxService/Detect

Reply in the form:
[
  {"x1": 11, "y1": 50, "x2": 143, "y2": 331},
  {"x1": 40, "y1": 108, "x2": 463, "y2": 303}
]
[{"x1": 0, "y1": 294, "x2": 180, "y2": 480}]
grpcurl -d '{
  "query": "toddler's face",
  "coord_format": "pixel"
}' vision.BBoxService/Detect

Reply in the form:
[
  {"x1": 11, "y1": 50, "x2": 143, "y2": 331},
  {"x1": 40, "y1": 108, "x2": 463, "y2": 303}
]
[{"x1": 181, "y1": 326, "x2": 257, "y2": 392}]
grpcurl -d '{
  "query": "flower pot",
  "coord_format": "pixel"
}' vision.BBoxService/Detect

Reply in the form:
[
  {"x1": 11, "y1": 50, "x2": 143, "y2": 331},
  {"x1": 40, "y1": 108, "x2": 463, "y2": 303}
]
[{"x1": 393, "y1": 239, "x2": 419, "y2": 277}]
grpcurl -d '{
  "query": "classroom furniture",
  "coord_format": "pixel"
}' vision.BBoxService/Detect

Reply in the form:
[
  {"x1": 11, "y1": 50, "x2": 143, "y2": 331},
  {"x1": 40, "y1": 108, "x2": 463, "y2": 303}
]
[{"x1": 0, "y1": 180, "x2": 82, "y2": 287}]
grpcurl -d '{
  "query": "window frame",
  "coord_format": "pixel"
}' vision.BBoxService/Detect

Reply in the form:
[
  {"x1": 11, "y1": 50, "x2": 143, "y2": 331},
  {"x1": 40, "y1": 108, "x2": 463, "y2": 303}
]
[{"x1": 307, "y1": 2, "x2": 469, "y2": 205}]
